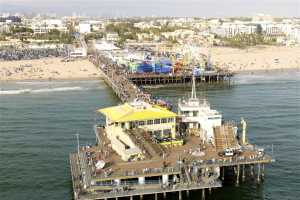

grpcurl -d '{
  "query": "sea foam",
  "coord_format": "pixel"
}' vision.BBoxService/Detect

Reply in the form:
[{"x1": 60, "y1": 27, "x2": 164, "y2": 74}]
[{"x1": 0, "y1": 87, "x2": 84, "y2": 95}]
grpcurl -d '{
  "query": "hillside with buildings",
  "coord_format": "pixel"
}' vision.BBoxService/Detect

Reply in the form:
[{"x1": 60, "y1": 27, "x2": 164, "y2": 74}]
[{"x1": 0, "y1": 13, "x2": 299, "y2": 80}]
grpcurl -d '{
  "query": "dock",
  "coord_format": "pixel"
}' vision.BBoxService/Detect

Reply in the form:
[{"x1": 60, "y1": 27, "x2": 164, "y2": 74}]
[
  {"x1": 127, "y1": 71, "x2": 232, "y2": 86},
  {"x1": 70, "y1": 124, "x2": 274, "y2": 200},
  {"x1": 69, "y1": 51, "x2": 274, "y2": 200},
  {"x1": 89, "y1": 51, "x2": 233, "y2": 104},
  {"x1": 90, "y1": 53, "x2": 151, "y2": 103}
]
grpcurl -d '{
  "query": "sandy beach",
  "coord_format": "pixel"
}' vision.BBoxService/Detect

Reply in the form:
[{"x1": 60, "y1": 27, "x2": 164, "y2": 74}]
[
  {"x1": 210, "y1": 46, "x2": 300, "y2": 72},
  {"x1": 0, "y1": 46, "x2": 299, "y2": 82},
  {"x1": 0, "y1": 58, "x2": 102, "y2": 81}
]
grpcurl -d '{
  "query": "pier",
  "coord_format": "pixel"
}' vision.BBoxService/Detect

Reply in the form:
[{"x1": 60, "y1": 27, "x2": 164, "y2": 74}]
[
  {"x1": 89, "y1": 51, "x2": 233, "y2": 104},
  {"x1": 69, "y1": 51, "x2": 274, "y2": 200},
  {"x1": 69, "y1": 124, "x2": 274, "y2": 200},
  {"x1": 90, "y1": 53, "x2": 151, "y2": 103},
  {"x1": 128, "y1": 71, "x2": 232, "y2": 86}
]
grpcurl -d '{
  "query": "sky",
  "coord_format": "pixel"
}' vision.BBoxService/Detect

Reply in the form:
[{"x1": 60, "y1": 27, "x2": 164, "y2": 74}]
[{"x1": 0, "y1": 0, "x2": 299, "y2": 17}]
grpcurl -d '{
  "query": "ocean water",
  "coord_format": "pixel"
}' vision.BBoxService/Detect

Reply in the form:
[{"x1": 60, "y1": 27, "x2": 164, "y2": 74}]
[{"x1": 0, "y1": 70, "x2": 299, "y2": 200}]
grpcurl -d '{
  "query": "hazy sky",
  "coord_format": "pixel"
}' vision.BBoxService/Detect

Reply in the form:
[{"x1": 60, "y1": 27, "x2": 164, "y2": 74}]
[{"x1": 0, "y1": 0, "x2": 299, "y2": 17}]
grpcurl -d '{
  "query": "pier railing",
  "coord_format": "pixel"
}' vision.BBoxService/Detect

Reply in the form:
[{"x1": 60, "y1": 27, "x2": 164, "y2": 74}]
[
  {"x1": 86, "y1": 179, "x2": 222, "y2": 199},
  {"x1": 89, "y1": 51, "x2": 233, "y2": 105},
  {"x1": 93, "y1": 165, "x2": 182, "y2": 180},
  {"x1": 190, "y1": 154, "x2": 274, "y2": 168},
  {"x1": 90, "y1": 52, "x2": 153, "y2": 103}
]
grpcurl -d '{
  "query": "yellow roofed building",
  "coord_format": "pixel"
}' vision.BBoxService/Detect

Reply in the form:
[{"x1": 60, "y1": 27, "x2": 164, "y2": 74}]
[
  {"x1": 97, "y1": 100, "x2": 178, "y2": 161},
  {"x1": 98, "y1": 100, "x2": 177, "y2": 139}
]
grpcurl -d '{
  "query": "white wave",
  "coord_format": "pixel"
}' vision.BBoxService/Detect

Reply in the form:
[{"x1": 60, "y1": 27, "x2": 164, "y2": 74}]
[
  {"x1": 0, "y1": 87, "x2": 85, "y2": 95},
  {"x1": 0, "y1": 89, "x2": 31, "y2": 95},
  {"x1": 16, "y1": 80, "x2": 103, "y2": 85},
  {"x1": 31, "y1": 87, "x2": 84, "y2": 93},
  {"x1": 16, "y1": 81, "x2": 54, "y2": 85}
]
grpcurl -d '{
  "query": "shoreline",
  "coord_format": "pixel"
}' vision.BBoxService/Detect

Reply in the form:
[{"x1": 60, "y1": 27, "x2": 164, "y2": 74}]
[
  {"x1": 0, "y1": 76, "x2": 103, "y2": 83},
  {"x1": 1, "y1": 45, "x2": 299, "y2": 81},
  {"x1": 1, "y1": 66, "x2": 298, "y2": 83},
  {"x1": 233, "y1": 67, "x2": 300, "y2": 74},
  {"x1": 1, "y1": 67, "x2": 297, "y2": 85}
]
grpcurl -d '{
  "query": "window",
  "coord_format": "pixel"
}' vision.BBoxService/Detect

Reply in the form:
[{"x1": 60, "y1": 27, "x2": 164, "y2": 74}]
[
  {"x1": 121, "y1": 123, "x2": 125, "y2": 128},
  {"x1": 193, "y1": 111, "x2": 198, "y2": 117},
  {"x1": 193, "y1": 123, "x2": 197, "y2": 128},
  {"x1": 163, "y1": 129, "x2": 171, "y2": 138},
  {"x1": 139, "y1": 121, "x2": 145, "y2": 126},
  {"x1": 183, "y1": 111, "x2": 189, "y2": 115},
  {"x1": 153, "y1": 130, "x2": 162, "y2": 137},
  {"x1": 129, "y1": 121, "x2": 136, "y2": 129},
  {"x1": 161, "y1": 118, "x2": 167, "y2": 123},
  {"x1": 147, "y1": 120, "x2": 153, "y2": 125},
  {"x1": 168, "y1": 118, "x2": 174, "y2": 123},
  {"x1": 154, "y1": 119, "x2": 160, "y2": 124}
]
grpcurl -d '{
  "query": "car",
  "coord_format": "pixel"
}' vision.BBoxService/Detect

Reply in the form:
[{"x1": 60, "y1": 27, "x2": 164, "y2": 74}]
[
  {"x1": 218, "y1": 148, "x2": 234, "y2": 157},
  {"x1": 224, "y1": 148, "x2": 234, "y2": 156},
  {"x1": 257, "y1": 148, "x2": 265, "y2": 157}
]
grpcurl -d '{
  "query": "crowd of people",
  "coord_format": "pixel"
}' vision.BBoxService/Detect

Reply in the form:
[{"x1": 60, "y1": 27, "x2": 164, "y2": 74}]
[
  {"x1": 0, "y1": 47, "x2": 68, "y2": 61},
  {"x1": 89, "y1": 53, "x2": 173, "y2": 110},
  {"x1": 94, "y1": 53, "x2": 153, "y2": 103}
]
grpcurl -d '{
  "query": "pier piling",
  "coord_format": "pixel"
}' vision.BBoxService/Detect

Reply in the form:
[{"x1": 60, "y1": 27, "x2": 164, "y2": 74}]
[
  {"x1": 251, "y1": 164, "x2": 254, "y2": 176},
  {"x1": 202, "y1": 189, "x2": 205, "y2": 200},
  {"x1": 262, "y1": 164, "x2": 265, "y2": 180},
  {"x1": 236, "y1": 164, "x2": 240, "y2": 185},
  {"x1": 222, "y1": 167, "x2": 225, "y2": 180},
  {"x1": 257, "y1": 164, "x2": 261, "y2": 183},
  {"x1": 242, "y1": 164, "x2": 245, "y2": 181}
]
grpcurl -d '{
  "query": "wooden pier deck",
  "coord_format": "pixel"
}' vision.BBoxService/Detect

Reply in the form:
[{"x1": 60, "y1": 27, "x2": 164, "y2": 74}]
[
  {"x1": 89, "y1": 52, "x2": 233, "y2": 103},
  {"x1": 69, "y1": 154, "x2": 81, "y2": 200},
  {"x1": 67, "y1": 53, "x2": 273, "y2": 200},
  {"x1": 127, "y1": 71, "x2": 233, "y2": 86},
  {"x1": 70, "y1": 151, "x2": 273, "y2": 200},
  {"x1": 90, "y1": 53, "x2": 152, "y2": 103},
  {"x1": 98, "y1": 66, "x2": 136, "y2": 102},
  {"x1": 85, "y1": 181, "x2": 222, "y2": 200},
  {"x1": 69, "y1": 152, "x2": 222, "y2": 200},
  {"x1": 69, "y1": 125, "x2": 275, "y2": 200}
]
